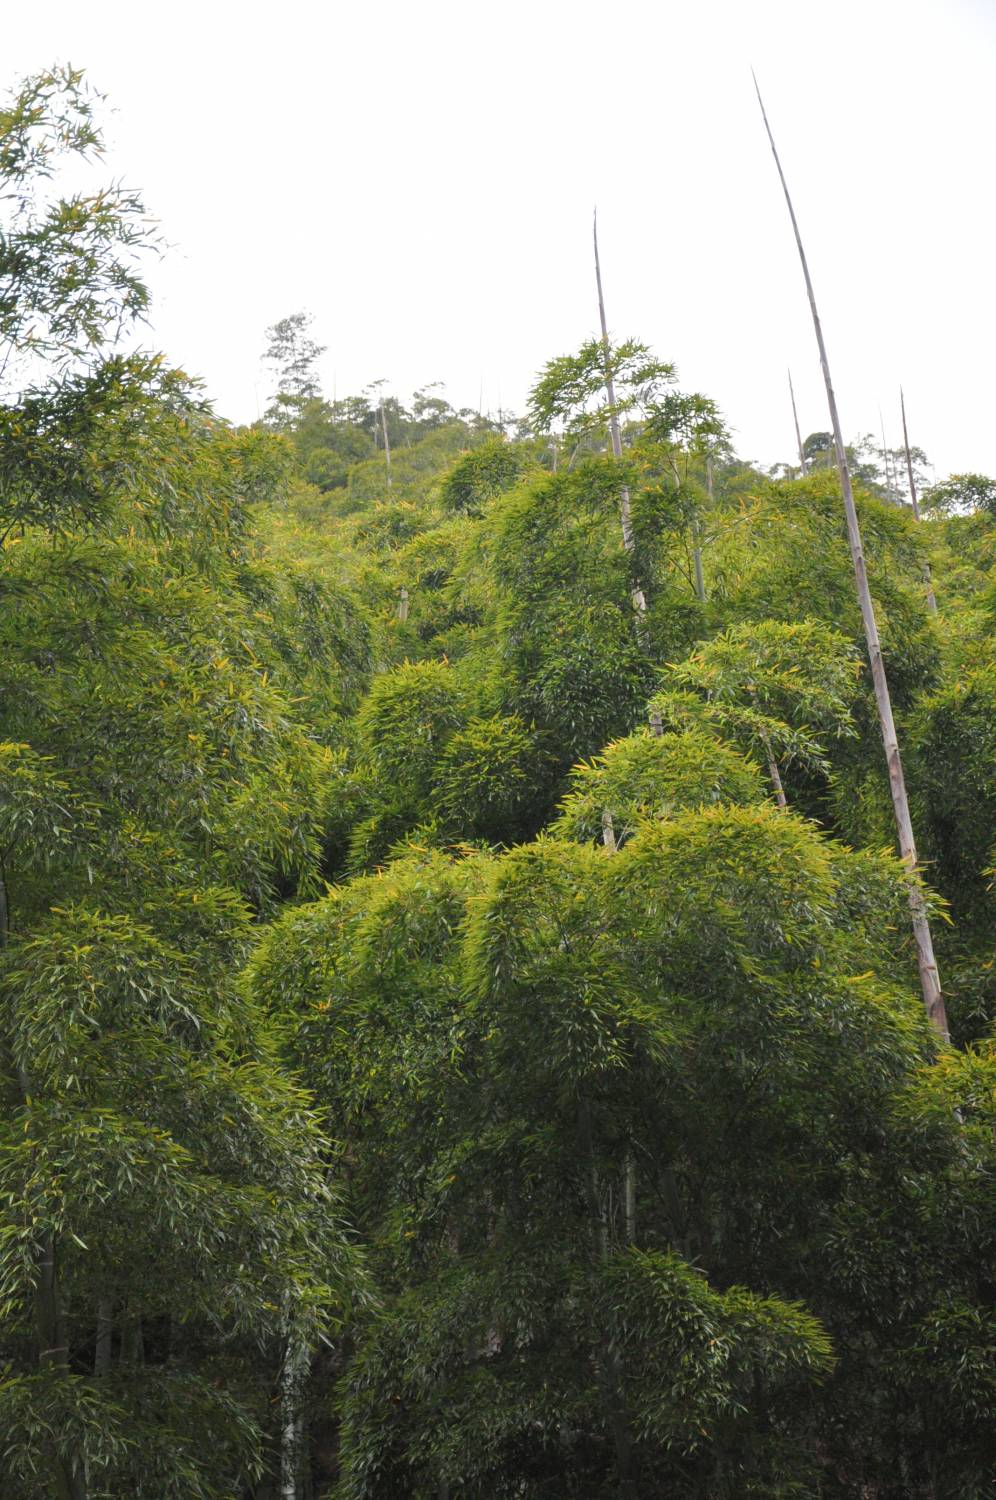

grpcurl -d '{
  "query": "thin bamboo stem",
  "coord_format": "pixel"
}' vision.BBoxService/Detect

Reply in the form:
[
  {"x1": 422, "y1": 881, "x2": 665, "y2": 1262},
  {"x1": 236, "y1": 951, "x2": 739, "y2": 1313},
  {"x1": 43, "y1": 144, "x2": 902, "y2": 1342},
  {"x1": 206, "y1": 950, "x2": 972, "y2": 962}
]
[
  {"x1": 759, "y1": 727, "x2": 788, "y2": 809},
  {"x1": 380, "y1": 397, "x2": 392, "y2": 489},
  {"x1": 593, "y1": 210, "x2": 647, "y2": 609},
  {"x1": 754, "y1": 74, "x2": 948, "y2": 1041},
  {"x1": 788, "y1": 368, "x2": 808, "y2": 473},
  {"x1": 593, "y1": 210, "x2": 663, "y2": 739},
  {"x1": 901, "y1": 388, "x2": 938, "y2": 613},
  {"x1": 692, "y1": 457, "x2": 710, "y2": 604}
]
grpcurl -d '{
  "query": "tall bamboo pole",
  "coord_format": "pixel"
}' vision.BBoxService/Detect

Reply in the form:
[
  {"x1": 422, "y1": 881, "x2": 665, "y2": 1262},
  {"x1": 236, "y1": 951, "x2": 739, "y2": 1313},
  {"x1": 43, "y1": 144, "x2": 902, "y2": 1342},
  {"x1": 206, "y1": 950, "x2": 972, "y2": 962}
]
[
  {"x1": 754, "y1": 76, "x2": 948, "y2": 1041},
  {"x1": 899, "y1": 389, "x2": 921, "y2": 520},
  {"x1": 901, "y1": 387, "x2": 938, "y2": 613},
  {"x1": 692, "y1": 458, "x2": 709, "y2": 605},
  {"x1": 593, "y1": 210, "x2": 663, "y2": 738},
  {"x1": 593, "y1": 211, "x2": 633, "y2": 542},
  {"x1": 593, "y1": 211, "x2": 648, "y2": 612},
  {"x1": 380, "y1": 395, "x2": 392, "y2": 490},
  {"x1": 788, "y1": 368, "x2": 808, "y2": 474},
  {"x1": 878, "y1": 409, "x2": 895, "y2": 504}
]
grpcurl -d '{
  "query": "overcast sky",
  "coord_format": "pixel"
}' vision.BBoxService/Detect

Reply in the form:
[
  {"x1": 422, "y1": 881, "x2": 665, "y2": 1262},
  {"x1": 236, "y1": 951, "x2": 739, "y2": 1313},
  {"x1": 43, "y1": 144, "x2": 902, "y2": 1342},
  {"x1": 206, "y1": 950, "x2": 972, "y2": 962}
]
[{"x1": 7, "y1": 0, "x2": 995, "y2": 476}]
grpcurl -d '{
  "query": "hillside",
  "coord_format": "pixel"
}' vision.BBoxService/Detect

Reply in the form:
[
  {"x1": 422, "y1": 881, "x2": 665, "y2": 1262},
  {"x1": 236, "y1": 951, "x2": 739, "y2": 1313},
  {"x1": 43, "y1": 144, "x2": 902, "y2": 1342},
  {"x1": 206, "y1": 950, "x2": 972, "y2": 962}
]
[{"x1": 1, "y1": 68, "x2": 994, "y2": 1500}]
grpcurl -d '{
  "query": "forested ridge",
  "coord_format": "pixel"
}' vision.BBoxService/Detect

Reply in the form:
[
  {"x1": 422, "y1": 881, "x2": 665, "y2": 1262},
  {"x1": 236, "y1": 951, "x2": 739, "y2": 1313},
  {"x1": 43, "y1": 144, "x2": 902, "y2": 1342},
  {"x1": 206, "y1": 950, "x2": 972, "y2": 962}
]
[{"x1": 1, "y1": 68, "x2": 994, "y2": 1500}]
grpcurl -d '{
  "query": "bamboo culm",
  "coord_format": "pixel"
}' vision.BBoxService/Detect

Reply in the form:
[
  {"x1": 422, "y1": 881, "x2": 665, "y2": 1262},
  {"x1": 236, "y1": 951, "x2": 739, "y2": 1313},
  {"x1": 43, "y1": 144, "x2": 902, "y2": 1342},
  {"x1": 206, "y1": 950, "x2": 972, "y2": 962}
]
[
  {"x1": 788, "y1": 368, "x2": 808, "y2": 474},
  {"x1": 901, "y1": 387, "x2": 938, "y2": 613},
  {"x1": 380, "y1": 397, "x2": 392, "y2": 489},
  {"x1": 592, "y1": 211, "x2": 664, "y2": 738},
  {"x1": 754, "y1": 75, "x2": 948, "y2": 1042},
  {"x1": 694, "y1": 458, "x2": 711, "y2": 604},
  {"x1": 593, "y1": 211, "x2": 646, "y2": 613},
  {"x1": 280, "y1": 1310, "x2": 309, "y2": 1500}
]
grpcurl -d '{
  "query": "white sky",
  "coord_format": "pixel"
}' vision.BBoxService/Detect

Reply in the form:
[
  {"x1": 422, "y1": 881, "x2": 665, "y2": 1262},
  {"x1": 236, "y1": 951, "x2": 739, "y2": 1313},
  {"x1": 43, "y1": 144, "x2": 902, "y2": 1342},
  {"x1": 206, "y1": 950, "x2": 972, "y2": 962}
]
[{"x1": 7, "y1": 0, "x2": 995, "y2": 476}]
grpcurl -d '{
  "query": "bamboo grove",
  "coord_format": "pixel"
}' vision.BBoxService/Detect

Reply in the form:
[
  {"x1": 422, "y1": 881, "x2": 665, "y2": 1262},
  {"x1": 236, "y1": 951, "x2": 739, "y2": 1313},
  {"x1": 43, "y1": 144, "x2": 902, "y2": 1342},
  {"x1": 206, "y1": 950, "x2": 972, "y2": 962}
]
[{"x1": 1, "y1": 68, "x2": 994, "y2": 1500}]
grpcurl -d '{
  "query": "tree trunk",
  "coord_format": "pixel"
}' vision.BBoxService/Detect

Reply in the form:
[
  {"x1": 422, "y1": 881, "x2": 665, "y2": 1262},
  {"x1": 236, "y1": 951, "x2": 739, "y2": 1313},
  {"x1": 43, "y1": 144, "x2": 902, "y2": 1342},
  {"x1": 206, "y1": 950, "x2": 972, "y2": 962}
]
[
  {"x1": 788, "y1": 368, "x2": 808, "y2": 474},
  {"x1": 755, "y1": 77, "x2": 948, "y2": 1041},
  {"x1": 900, "y1": 388, "x2": 938, "y2": 613}
]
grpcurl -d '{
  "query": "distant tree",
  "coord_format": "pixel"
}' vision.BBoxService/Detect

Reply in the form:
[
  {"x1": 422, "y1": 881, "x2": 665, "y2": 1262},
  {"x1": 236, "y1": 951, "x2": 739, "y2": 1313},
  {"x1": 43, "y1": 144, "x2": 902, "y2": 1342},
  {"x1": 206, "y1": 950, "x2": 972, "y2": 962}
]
[
  {"x1": 923, "y1": 472, "x2": 996, "y2": 517},
  {"x1": 802, "y1": 431, "x2": 888, "y2": 493},
  {"x1": 409, "y1": 382, "x2": 454, "y2": 438},
  {"x1": 262, "y1": 311, "x2": 326, "y2": 426}
]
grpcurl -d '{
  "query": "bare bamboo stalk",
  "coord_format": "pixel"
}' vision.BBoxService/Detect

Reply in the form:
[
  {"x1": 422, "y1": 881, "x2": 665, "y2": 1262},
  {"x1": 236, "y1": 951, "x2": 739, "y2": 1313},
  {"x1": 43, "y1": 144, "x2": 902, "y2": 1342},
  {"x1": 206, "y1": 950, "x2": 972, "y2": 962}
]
[
  {"x1": 693, "y1": 459, "x2": 711, "y2": 604},
  {"x1": 623, "y1": 1149, "x2": 636, "y2": 1242},
  {"x1": 878, "y1": 410, "x2": 890, "y2": 500},
  {"x1": 280, "y1": 1313, "x2": 309, "y2": 1500},
  {"x1": 595, "y1": 809, "x2": 639, "y2": 1486},
  {"x1": 600, "y1": 806, "x2": 636, "y2": 1247},
  {"x1": 901, "y1": 387, "x2": 938, "y2": 613},
  {"x1": 593, "y1": 210, "x2": 647, "y2": 611},
  {"x1": 594, "y1": 212, "x2": 633, "y2": 539},
  {"x1": 899, "y1": 389, "x2": 921, "y2": 520},
  {"x1": 759, "y1": 727, "x2": 788, "y2": 809},
  {"x1": 380, "y1": 396, "x2": 392, "y2": 489},
  {"x1": 879, "y1": 408, "x2": 900, "y2": 506},
  {"x1": 577, "y1": 1091, "x2": 637, "y2": 1495},
  {"x1": 788, "y1": 368, "x2": 808, "y2": 473},
  {"x1": 593, "y1": 211, "x2": 663, "y2": 736},
  {"x1": 94, "y1": 1297, "x2": 113, "y2": 1375},
  {"x1": 754, "y1": 75, "x2": 948, "y2": 1041}
]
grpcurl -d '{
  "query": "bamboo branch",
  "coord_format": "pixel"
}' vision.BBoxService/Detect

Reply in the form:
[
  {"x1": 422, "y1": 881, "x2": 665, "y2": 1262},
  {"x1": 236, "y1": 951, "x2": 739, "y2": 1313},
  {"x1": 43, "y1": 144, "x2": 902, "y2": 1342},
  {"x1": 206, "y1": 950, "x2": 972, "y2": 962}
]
[{"x1": 753, "y1": 73, "x2": 948, "y2": 1041}]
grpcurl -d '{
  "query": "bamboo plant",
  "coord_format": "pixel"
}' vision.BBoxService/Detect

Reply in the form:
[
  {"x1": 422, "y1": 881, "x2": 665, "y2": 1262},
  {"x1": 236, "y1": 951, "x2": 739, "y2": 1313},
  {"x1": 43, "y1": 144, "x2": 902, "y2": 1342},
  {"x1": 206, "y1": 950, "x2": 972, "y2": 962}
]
[
  {"x1": 754, "y1": 75, "x2": 948, "y2": 1040},
  {"x1": 901, "y1": 387, "x2": 938, "y2": 612}
]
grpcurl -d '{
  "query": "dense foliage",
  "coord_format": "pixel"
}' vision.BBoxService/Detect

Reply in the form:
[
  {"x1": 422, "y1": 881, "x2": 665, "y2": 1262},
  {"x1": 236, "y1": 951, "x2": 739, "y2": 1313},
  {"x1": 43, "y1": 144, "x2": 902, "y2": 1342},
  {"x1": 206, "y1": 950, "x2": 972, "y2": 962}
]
[{"x1": 1, "y1": 67, "x2": 994, "y2": 1499}]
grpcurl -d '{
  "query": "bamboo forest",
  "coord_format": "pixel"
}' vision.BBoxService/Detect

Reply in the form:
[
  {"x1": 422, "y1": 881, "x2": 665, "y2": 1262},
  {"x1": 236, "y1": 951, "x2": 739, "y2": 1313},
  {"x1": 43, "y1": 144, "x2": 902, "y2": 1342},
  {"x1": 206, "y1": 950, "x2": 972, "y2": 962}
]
[{"x1": 2, "y1": 64, "x2": 995, "y2": 1500}]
